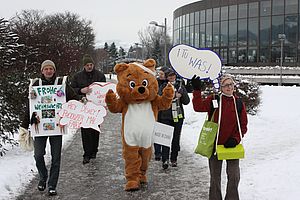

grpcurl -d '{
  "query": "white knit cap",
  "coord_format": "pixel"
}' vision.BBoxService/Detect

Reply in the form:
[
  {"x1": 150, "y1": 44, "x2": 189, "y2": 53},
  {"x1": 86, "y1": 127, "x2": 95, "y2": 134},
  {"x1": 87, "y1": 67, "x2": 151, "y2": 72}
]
[
  {"x1": 41, "y1": 60, "x2": 56, "y2": 71},
  {"x1": 220, "y1": 74, "x2": 235, "y2": 86}
]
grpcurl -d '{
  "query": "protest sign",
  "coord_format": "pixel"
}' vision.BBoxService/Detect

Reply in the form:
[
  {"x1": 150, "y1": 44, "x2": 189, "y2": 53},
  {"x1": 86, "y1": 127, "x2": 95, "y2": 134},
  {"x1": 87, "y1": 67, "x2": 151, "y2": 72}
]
[
  {"x1": 29, "y1": 84, "x2": 66, "y2": 137},
  {"x1": 152, "y1": 122, "x2": 174, "y2": 147},
  {"x1": 59, "y1": 100, "x2": 107, "y2": 132},
  {"x1": 169, "y1": 44, "x2": 222, "y2": 89},
  {"x1": 86, "y1": 82, "x2": 116, "y2": 106}
]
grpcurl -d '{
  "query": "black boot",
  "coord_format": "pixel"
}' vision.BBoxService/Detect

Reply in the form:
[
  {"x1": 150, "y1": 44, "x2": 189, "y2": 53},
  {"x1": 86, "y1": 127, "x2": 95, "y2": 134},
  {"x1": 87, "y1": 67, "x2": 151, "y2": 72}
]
[
  {"x1": 83, "y1": 156, "x2": 90, "y2": 164},
  {"x1": 162, "y1": 161, "x2": 169, "y2": 170},
  {"x1": 37, "y1": 180, "x2": 46, "y2": 191}
]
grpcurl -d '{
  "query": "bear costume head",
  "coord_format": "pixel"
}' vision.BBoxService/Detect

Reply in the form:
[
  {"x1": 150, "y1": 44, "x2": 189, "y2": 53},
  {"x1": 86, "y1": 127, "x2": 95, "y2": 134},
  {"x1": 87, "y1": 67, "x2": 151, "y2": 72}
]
[{"x1": 114, "y1": 59, "x2": 158, "y2": 104}]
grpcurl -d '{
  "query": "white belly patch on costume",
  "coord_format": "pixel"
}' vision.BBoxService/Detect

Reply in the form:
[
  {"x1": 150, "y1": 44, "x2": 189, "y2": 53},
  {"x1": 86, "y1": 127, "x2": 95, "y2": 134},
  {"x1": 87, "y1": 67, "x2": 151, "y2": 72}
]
[{"x1": 124, "y1": 102, "x2": 155, "y2": 148}]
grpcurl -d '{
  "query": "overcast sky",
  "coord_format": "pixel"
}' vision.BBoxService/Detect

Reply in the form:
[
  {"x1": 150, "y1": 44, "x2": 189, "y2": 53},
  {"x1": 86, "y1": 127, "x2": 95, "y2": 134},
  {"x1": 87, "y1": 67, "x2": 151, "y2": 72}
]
[{"x1": 1, "y1": 0, "x2": 198, "y2": 49}]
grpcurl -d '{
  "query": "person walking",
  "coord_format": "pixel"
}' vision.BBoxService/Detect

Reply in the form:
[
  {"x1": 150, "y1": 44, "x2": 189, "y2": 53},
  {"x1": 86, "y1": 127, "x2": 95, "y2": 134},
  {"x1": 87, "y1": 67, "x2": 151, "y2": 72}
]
[
  {"x1": 154, "y1": 66, "x2": 169, "y2": 161},
  {"x1": 191, "y1": 74, "x2": 248, "y2": 200},
  {"x1": 71, "y1": 54, "x2": 106, "y2": 164},
  {"x1": 19, "y1": 60, "x2": 78, "y2": 196},
  {"x1": 158, "y1": 69, "x2": 190, "y2": 169}
]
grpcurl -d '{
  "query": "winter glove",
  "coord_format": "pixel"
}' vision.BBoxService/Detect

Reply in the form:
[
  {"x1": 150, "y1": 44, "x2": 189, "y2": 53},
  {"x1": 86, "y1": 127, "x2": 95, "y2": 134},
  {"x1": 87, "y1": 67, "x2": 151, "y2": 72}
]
[
  {"x1": 224, "y1": 137, "x2": 237, "y2": 148},
  {"x1": 191, "y1": 75, "x2": 203, "y2": 90}
]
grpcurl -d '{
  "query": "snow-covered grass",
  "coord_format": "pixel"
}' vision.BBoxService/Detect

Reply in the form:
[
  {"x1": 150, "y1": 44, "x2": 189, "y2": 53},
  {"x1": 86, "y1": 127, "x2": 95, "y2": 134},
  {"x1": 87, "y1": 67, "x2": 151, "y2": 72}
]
[{"x1": 0, "y1": 85, "x2": 299, "y2": 200}]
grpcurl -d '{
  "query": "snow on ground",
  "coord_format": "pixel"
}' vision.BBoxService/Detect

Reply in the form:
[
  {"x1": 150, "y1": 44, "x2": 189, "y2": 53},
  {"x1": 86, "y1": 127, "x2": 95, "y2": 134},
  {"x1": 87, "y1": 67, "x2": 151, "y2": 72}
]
[{"x1": 0, "y1": 85, "x2": 300, "y2": 200}]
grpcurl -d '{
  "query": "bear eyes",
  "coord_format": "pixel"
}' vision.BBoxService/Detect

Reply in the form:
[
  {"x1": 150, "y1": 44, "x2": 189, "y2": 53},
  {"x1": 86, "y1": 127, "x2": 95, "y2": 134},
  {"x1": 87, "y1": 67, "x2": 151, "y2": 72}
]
[
  {"x1": 129, "y1": 81, "x2": 136, "y2": 88},
  {"x1": 142, "y1": 79, "x2": 148, "y2": 87}
]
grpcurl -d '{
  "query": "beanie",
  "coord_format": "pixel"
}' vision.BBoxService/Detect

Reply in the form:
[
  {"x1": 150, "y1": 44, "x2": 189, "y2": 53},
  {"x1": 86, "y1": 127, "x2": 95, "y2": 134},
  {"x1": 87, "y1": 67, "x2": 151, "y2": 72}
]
[
  {"x1": 41, "y1": 60, "x2": 56, "y2": 71},
  {"x1": 220, "y1": 74, "x2": 235, "y2": 86},
  {"x1": 165, "y1": 68, "x2": 176, "y2": 77},
  {"x1": 82, "y1": 54, "x2": 94, "y2": 66}
]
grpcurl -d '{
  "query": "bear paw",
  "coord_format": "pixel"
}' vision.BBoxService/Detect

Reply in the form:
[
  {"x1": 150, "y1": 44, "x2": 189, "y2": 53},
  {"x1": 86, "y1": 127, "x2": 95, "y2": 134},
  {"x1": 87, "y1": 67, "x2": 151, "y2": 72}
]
[
  {"x1": 139, "y1": 175, "x2": 147, "y2": 185},
  {"x1": 124, "y1": 180, "x2": 140, "y2": 191}
]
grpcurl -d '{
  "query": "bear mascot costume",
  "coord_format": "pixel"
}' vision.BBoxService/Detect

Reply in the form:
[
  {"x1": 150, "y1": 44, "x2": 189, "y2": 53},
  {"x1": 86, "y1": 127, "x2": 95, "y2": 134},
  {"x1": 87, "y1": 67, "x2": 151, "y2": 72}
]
[{"x1": 105, "y1": 59, "x2": 174, "y2": 191}]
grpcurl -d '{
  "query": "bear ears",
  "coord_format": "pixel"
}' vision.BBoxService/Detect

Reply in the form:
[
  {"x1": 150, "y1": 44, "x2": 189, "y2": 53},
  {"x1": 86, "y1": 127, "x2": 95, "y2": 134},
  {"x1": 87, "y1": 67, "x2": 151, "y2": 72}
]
[{"x1": 114, "y1": 59, "x2": 157, "y2": 74}]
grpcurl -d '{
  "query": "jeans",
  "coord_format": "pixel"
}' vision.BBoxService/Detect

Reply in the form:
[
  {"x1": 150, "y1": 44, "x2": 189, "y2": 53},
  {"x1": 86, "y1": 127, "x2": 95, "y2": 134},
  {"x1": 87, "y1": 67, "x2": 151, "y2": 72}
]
[
  {"x1": 34, "y1": 135, "x2": 62, "y2": 189},
  {"x1": 81, "y1": 128, "x2": 100, "y2": 158},
  {"x1": 154, "y1": 143, "x2": 162, "y2": 158},
  {"x1": 208, "y1": 155, "x2": 240, "y2": 200}
]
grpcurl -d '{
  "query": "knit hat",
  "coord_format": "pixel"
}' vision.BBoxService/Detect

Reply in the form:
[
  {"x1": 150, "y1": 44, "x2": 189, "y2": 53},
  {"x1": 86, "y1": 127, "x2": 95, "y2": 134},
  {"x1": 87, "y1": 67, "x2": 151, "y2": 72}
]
[
  {"x1": 220, "y1": 74, "x2": 235, "y2": 86},
  {"x1": 82, "y1": 54, "x2": 94, "y2": 66},
  {"x1": 41, "y1": 60, "x2": 56, "y2": 71}
]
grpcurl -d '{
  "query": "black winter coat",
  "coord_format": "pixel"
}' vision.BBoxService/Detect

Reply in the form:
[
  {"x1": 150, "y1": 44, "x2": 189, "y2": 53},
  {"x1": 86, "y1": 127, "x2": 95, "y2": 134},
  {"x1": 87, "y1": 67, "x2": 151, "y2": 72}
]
[
  {"x1": 158, "y1": 80, "x2": 190, "y2": 121},
  {"x1": 70, "y1": 68, "x2": 106, "y2": 97}
]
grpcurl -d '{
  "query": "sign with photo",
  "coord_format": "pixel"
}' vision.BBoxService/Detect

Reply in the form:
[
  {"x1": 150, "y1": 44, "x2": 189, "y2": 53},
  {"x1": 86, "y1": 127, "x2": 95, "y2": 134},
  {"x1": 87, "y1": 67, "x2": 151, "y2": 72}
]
[{"x1": 29, "y1": 84, "x2": 66, "y2": 137}]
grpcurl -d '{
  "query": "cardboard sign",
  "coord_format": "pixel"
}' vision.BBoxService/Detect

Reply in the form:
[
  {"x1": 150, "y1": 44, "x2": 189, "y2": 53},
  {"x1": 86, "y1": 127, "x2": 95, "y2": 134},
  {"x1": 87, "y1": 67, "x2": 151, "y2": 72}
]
[
  {"x1": 29, "y1": 84, "x2": 66, "y2": 137},
  {"x1": 59, "y1": 100, "x2": 107, "y2": 132},
  {"x1": 86, "y1": 82, "x2": 116, "y2": 106},
  {"x1": 169, "y1": 44, "x2": 222, "y2": 89},
  {"x1": 152, "y1": 122, "x2": 174, "y2": 147}
]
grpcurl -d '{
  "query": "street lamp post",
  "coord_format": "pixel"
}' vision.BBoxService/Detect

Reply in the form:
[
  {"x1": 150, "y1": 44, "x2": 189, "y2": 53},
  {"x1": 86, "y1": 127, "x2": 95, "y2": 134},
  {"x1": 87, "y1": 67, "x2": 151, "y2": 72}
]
[
  {"x1": 278, "y1": 33, "x2": 286, "y2": 86},
  {"x1": 150, "y1": 18, "x2": 167, "y2": 68}
]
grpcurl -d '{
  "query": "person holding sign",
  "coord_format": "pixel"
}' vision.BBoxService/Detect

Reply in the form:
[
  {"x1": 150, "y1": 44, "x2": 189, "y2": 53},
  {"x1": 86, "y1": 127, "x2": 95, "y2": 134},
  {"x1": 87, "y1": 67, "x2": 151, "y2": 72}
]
[
  {"x1": 71, "y1": 54, "x2": 106, "y2": 164},
  {"x1": 191, "y1": 74, "x2": 248, "y2": 200},
  {"x1": 19, "y1": 60, "x2": 78, "y2": 196},
  {"x1": 158, "y1": 69, "x2": 190, "y2": 169}
]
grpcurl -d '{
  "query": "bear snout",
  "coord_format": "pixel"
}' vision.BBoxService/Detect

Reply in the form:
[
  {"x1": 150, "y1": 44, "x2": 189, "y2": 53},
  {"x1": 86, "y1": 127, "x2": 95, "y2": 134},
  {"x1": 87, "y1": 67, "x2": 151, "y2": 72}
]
[{"x1": 138, "y1": 86, "x2": 145, "y2": 94}]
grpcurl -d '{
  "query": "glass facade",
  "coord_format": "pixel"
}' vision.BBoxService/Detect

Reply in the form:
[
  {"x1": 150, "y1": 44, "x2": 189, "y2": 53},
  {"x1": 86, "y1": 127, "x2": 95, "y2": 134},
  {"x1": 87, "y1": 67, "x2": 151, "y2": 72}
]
[{"x1": 173, "y1": 0, "x2": 300, "y2": 66}]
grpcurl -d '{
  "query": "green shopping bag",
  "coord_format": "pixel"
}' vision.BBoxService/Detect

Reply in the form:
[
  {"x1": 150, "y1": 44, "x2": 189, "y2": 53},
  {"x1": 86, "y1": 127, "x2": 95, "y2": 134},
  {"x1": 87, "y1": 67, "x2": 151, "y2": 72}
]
[{"x1": 194, "y1": 111, "x2": 218, "y2": 158}]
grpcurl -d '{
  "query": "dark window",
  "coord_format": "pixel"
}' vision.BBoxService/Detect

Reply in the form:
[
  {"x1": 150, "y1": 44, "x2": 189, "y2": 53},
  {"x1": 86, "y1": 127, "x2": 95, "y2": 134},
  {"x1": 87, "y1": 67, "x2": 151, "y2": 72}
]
[
  {"x1": 190, "y1": 13, "x2": 195, "y2": 25},
  {"x1": 221, "y1": 6, "x2": 228, "y2": 21},
  {"x1": 272, "y1": 0, "x2": 284, "y2": 15},
  {"x1": 248, "y1": 18, "x2": 258, "y2": 46},
  {"x1": 174, "y1": 30, "x2": 180, "y2": 45},
  {"x1": 200, "y1": 24, "x2": 206, "y2": 47},
  {"x1": 228, "y1": 47, "x2": 237, "y2": 63},
  {"x1": 248, "y1": 47, "x2": 258, "y2": 62},
  {"x1": 195, "y1": 24, "x2": 200, "y2": 47},
  {"x1": 195, "y1": 11, "x2": 200, "y2": 25},
  {"x1": 207, "y1": 9, "x2": 212, "y2": 23},
  {"x1": 221, "y1": 20, "x2": 228, "y2": 46},
  {"x1": 200, "y1": 10, "x2": 206, "y2": 23},
  {"x1": 229, "y1": 5, "x2": 237, "y2": 19},
  {"x1": 238, "y1": 18, "x2": 247, "y2": 46},
  {"x1": 285, "y1": 15, "x2": 298, "y2": 44},
  {"x1": 213, "y1": 7, "x2": 220, "y2": 22},
  {"x1": 229, "y1": 20, "x2": 237, "y2": 46},
  {"x1": 185, "y1": 25, "x2": 190, "y2": 43},
  {"x1": 238, "y1": 3, "x2": 248, "y2": 19},
  {"x1": 285, "y1": 45, "x2": 297, "y2": 63},
  {"x1": 260, "y1": 16, "x2": 271, "y2": 46},
  {"x1": 186, "y1": 14, "x2": 190, "y2": 27},
  {"x1": 213, "y1": 22, "x2": 220, "y2": 47},
  {"x1": 220, "y1": 48, "x2": 228, "y2": 64},
  {"x1": 206, "y1": 23, "x2": 212, "y2": 47},
  {"x1": 260, "y1": 46, "x2": 270, "y2": 63},
  {"x1": 249, "y1": 2, "x2": 258, "y2": 18},
  {"x1": 190, "y1": 25, "x2": 194, "y2": 46},
  {"x1": 272, "y1": 15, "x2": 284, "y2": 45},
  {"x1": 238, "y1": 47, "x2": 247, "y2": 63},
  {"x1": 271, "y1": 46, "x2": 281, "y2": 63},
  {"x1": 286, "y1": 0, "x2": 298, "y2": 14},
  {"x1": 260, "y1": 1, "x2": 271, "y2": 16}
]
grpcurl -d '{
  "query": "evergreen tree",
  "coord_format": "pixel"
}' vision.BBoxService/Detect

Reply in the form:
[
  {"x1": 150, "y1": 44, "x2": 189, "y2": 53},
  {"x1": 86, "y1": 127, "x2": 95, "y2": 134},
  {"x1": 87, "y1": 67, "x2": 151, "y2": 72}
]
[
  {"x1": 109, "y1": 42, "x2": 118, "y2": 60},
  {"x1": 0, "y1": 18, "x2": 23, "y2": 155},
  {"x1": 118, "y1": 46, "x2": 126, "y2": 59},
  {"x1": 104, "y1": 42, "x2": 109, "y2": 52}
]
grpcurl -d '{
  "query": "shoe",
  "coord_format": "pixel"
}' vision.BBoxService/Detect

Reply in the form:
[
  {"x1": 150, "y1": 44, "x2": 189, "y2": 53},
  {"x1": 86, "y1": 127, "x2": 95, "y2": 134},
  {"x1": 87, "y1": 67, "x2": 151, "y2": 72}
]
[
  {"x1": 37, "y1": 180, "x2": 46, "y2": 191},
  {"x1": 83, "y1": 157, "x2": 90, "y2": 164},
  {"x1": 162, "y1": 161, "x2": 169, "y2": 170},
  {"x1": 48, "y1": 188, "x2": 57, "y2": 196},
  {"x1": 155, "y1": 156, "x2": 161, "y2": 161},
  {"x1": 171, "y1": 161, "x2": 177, "y2": 167}
]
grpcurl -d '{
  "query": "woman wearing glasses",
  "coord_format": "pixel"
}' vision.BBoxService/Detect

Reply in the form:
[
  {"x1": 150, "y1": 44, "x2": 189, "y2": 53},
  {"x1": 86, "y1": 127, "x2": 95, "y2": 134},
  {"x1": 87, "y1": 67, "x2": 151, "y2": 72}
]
[{"x1": 191, "y1": 74, "x2": 248, "y2": 200}]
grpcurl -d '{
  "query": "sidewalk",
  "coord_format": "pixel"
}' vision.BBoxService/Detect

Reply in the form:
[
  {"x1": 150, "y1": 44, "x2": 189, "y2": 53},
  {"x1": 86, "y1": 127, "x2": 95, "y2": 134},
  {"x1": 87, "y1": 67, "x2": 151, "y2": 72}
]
[{"x1": 16, "y1": 111, "x2": 209, "y2": 200}]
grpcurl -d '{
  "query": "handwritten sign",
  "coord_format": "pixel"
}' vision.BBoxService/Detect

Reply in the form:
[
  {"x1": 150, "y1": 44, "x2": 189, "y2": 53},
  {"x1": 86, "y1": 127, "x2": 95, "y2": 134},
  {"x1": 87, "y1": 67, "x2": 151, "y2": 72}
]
[
  {"x1": 29, "y1": 84, "x2": 66, "y2": 137},
  {"x1": 59, "y1": 100, "x2": 107, "y2": 132},
  {"x1": 86, "y1": 82, "x2": 116, "y2": 106},
  {"x1": 169, "y1": 44, "x2": 222, "y2": 89},
  {"x1": 152, "y1": 122, "x2": 174, "y2": 147}
]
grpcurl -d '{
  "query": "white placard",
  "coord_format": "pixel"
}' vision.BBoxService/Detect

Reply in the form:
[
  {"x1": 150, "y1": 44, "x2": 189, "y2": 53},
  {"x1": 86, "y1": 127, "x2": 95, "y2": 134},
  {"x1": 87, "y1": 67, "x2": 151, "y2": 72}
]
[
  {"x1": 58, "y1": 100, "x2": 107, "y2": 132},
  {"x1": 29, "y1": 84, "x2": 66, "y2": 137},
  {"x1": 86, "y1": 82, "x2": 116, "y2": 106},
  {"x1": 152, "y1": 122, "x2": 174, "y2": 147},
  {"x1": 169, "y1": 44, "x2": 222, "y2": 89}
]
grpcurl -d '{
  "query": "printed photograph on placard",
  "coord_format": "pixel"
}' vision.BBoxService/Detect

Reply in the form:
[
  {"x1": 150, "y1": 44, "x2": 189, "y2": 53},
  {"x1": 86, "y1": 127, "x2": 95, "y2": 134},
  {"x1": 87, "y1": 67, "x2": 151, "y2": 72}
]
[
  {"x1": 41, "y1": 96, "x2": 53, "y2": 103},
  {"x1": 43, "y1": 122, "x2": 55, "y2": 131},
  {"x1": 42, "y1": 109, "x2": 55, "y2": 118}
]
